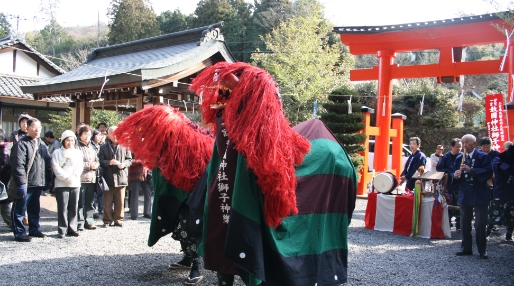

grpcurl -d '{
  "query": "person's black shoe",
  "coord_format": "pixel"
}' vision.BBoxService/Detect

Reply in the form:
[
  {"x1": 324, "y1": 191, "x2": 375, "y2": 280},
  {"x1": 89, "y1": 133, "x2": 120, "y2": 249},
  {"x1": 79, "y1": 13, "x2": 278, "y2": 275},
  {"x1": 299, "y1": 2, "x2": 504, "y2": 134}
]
[
  {"x1": 185, "y1": 275, "x2": 203, "y2": 285},
  {"x1": 113, "y1": 222, "x2": 123, "y2": 227},
  {"x1": 479, "y1": 252, "x2": 488, "y2": 259},
  {"x1": 455, "y1": 251, "x2": 473, "y2": 256},
  {"x1": 15, "y1": 235, "x2": 32, "y2": 242},
  {"x1": 168, "y1": 256, "x2": 192, "y2": 269},
  {"x1": 66, "y1": 231, "x2": 79, "y2": 237},
  {"x1": 30, "y1": 232, "x2": 47, "y2": 238},
  {"x1": 143, "y1": 214, "x2": 151, "y2": 219}
]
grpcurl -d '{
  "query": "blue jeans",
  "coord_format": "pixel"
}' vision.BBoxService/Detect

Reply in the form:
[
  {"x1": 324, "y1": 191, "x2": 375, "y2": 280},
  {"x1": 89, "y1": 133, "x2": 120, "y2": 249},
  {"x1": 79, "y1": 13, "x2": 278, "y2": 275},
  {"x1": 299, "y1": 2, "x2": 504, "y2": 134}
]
[
  {"x1": 11, "y1": 187, "x2": 43, "y2": 239},
  {"x1": 96, "y1": 191, "x2": 103, "y2": 212}
]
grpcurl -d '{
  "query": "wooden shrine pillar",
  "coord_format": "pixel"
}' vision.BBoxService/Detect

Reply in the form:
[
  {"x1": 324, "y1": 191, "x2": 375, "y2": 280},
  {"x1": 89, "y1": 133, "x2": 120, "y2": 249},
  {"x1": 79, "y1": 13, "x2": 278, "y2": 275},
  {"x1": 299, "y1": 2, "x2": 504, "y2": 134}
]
[
  {"x1": 375, "y1": 50, "x2": 396, "y2": 172},
  {"x1": 135, "y1": 94, "x2": 144, "y2": 111},
  {"x1": 72, "y1": 100, "x2": 91, "y2": 130}
]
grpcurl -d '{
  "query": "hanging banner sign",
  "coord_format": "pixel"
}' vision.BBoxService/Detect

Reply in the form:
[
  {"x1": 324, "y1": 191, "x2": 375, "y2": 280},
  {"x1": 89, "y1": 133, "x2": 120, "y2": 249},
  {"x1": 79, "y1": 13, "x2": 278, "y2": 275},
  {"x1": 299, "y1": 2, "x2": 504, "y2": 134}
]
[{"x1": 485, "y1": 94, "x2": 506, "y2": 151}]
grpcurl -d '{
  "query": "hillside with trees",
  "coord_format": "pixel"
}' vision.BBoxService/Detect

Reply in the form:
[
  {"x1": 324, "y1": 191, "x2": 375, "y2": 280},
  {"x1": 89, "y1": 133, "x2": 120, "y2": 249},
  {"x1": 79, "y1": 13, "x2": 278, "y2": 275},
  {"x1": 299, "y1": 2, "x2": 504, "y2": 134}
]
[{"x1": 2, "y1": 0, "x2": 511, "y2": 159}]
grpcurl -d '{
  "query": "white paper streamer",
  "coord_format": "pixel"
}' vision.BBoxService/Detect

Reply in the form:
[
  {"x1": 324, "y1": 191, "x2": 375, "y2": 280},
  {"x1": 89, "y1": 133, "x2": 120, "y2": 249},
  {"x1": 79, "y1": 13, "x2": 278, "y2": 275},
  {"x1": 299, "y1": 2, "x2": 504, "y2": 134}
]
[
  {"x1": 347, "y1": 95, "x2": 352, "y2": 114},
  {"x1": 419, "y1": 94, "x2": 425, "y2": 115},
  {"x1": 98, "y1": 71, "x2": 109, "y2": 99},
  {"x1": 500, "y1": 29, "x2": 514, "y2": 71}
]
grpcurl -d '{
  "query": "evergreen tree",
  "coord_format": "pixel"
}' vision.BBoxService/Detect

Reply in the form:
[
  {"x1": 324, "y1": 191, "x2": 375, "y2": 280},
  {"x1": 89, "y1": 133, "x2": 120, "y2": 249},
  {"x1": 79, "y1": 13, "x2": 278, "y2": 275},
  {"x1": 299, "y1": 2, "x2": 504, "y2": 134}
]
[
  {"x1": 25, "y1": 19, "x2": 76, "y2": 64},
  {"x1": 321, "y1": 87, "x2": 366, "y2": 179},
  {"x1": 193, "y1": 0, "x2": 252, "y2": 62},
  {"x1": 245, "y1": 0, "x2": 293, "y2": 56},
  {"x1": 107, "y1": 0, "x2": 160, "y2": 45},
  {"x1": 0, "y1": 13, "x2": 11, "y2": 38},
  {"x1": 252, "y1": 0, "x2": 351, "y2": 124},
  {"x1": 157, "y1": 9, "x2": 193, "y2": 34}
]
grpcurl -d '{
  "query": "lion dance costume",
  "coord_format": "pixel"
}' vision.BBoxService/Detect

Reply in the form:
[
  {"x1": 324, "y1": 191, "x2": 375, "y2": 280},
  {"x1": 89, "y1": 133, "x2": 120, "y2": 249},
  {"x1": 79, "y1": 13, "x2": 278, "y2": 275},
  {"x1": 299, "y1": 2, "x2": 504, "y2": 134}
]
[
  {"x1": 116, "y1": 62, "x2": 357, "y2": 286},
  {"x1": 115, "y1": 107, "x2": 213, "y2": 285}
]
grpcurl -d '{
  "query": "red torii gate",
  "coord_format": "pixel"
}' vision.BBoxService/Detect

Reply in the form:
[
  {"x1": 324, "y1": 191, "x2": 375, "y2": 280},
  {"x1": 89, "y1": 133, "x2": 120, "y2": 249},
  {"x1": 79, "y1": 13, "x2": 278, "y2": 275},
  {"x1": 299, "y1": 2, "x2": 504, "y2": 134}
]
[{"x1": 334, "y1": 12, "x2": 514, "y2": 195}]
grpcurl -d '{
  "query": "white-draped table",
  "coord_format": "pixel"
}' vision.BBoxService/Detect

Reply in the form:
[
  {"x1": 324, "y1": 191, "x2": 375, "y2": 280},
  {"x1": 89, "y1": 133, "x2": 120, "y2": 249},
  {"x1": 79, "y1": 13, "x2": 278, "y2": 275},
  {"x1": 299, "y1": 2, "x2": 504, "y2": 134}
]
[{"x1": 365, "y1": 192, "x2": 451, "y2": 239}]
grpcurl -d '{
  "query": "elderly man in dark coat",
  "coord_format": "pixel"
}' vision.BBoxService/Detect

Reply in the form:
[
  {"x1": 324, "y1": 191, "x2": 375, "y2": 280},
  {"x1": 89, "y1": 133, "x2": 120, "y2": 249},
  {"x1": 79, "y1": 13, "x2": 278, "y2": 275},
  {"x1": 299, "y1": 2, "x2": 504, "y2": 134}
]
[
  {"x1": 452, "y1": 134, "x2": 493, "y2": 259},
  {"x1": 98, "y1": 126, "x2": 132, "y2": 228}
]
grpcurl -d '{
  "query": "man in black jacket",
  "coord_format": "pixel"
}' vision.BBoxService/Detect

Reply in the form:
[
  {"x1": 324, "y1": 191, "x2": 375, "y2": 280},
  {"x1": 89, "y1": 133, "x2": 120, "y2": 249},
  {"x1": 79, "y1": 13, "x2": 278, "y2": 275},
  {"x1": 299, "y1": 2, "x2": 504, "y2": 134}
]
[
  {"x1": 99, "y1": 126, "x2": 132, "y2": 228},
  {"x1": 10, "y1": 118, "x2": 51, "y2": 242},
  {"x1": 436, "y1": 138, "x2": 462, "y2": 231}
]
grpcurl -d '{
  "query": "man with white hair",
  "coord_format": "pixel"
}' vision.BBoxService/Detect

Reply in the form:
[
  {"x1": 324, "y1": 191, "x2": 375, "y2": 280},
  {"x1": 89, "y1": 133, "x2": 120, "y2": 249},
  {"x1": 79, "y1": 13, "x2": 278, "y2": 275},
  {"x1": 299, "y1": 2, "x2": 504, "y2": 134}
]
[
  {"x1": 486, "y1": 141, "x2": 514, "y2": 244},
  {"x1": 452, "y1": 134, "x2": 493, "y2": 259},
  {"x1": 98, "y1": 126, "x2": 132, "y2": 227}
]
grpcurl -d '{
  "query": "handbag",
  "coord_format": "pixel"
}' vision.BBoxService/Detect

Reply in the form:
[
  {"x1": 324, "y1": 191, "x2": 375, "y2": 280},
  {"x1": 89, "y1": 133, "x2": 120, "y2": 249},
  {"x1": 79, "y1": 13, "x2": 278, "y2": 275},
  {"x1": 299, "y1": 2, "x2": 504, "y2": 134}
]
[
  {"x1": 0, "y1": 181, "x2": 7, "y2": 201},
  {"x1": 97, "y1": 176, "x2": 110, "y2": 193},
  {"x1": 7, "y1": 138, "x2": 40, "y2": 199}
]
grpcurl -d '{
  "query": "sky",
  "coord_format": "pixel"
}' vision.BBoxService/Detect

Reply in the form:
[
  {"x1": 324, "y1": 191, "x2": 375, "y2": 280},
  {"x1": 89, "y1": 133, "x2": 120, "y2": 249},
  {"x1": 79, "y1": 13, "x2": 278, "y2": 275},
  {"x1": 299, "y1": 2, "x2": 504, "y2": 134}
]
[{"x1": 1, "y1": 0, "x2": 510, "y2": 33}]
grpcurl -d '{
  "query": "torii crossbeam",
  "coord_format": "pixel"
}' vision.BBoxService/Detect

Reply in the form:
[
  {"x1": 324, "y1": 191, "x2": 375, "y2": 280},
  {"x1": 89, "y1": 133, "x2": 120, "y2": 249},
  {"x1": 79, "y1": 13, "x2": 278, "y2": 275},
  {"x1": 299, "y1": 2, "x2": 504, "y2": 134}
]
[{"x1": 334, "y1": 12, "x2": 514, "y2": 195}]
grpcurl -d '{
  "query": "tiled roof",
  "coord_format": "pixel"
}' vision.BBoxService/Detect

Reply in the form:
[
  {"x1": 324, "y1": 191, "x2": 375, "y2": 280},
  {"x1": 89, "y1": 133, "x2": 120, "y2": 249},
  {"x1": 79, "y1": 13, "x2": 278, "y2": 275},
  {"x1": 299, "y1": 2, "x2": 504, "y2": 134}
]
[
  {"x1": 21, "y1": 22, "x2": 235, "y2": 95},
  {"x1": 0, "y1": 35, "x2": 66, "y2": 74},
  {"x1": 0, "y1": 74, "x2": 37, "y2": 99},
  {"x1": 0, "y1": 74, "x2": 70, "y2": 102},
  {"x1": 333, "y1": 12, "x2": 502, "y2": 34}
]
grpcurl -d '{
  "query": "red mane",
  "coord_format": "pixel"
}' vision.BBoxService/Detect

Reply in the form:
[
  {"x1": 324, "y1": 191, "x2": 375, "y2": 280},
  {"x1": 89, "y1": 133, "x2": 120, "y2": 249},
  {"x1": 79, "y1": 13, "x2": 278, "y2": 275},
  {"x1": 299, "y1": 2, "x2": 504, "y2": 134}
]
[
  {"x1": 114, "y1": 106, "x2": 213, "y2": 191},
  {"x1": 190, "y1": 62, "x2": 311, "y2": 227}
]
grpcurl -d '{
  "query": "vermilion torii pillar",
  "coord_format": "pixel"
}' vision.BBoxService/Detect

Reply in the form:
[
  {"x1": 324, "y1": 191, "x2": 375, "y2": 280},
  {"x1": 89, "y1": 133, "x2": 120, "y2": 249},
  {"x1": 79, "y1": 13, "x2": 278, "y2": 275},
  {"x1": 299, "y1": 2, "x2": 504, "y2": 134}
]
[
  {"x1": 334, "y1": 12, "x2": 513, "y2": 195},
  {"x1": 375, "y1": 50, "x2": 395, "y2": 171}
]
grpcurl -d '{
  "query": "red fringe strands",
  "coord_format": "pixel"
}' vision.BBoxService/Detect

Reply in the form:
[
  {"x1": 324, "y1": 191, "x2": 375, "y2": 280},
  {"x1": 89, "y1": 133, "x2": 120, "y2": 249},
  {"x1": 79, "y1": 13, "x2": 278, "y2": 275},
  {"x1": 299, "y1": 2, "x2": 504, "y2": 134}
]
[
  {"x1": 114, "y1": 105, "x2": 213, "y2": 191},
  {"x1": 190, "y1": 62, "x2": 311, "y2": 228}
]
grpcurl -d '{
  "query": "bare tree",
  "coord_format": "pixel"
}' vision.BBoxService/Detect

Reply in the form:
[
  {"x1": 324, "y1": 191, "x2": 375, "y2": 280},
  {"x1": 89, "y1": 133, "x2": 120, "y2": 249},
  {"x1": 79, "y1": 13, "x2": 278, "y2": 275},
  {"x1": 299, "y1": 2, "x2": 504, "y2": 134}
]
[{"x1": 59, "y1": 47, "x2": 91, "y2": 71}]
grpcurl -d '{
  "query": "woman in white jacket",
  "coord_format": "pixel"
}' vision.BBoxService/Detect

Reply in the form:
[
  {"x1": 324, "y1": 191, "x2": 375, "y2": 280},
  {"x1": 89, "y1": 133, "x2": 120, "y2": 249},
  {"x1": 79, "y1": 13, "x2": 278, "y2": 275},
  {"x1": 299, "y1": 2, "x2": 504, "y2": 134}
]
[{"x1": 52, "y1": 130, "x2": 83, "y2": 238}]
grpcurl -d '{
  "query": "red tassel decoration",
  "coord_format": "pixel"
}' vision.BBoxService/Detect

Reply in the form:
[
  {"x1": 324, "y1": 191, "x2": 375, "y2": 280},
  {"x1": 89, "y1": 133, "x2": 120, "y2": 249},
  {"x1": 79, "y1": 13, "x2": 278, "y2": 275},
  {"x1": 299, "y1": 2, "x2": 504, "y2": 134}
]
[
  {"x1": 190, "y1": 62, "x2": 311, "y2": 228},
  {"x1": 114, "y1": 106, "x2": 213, "y2": 191}
]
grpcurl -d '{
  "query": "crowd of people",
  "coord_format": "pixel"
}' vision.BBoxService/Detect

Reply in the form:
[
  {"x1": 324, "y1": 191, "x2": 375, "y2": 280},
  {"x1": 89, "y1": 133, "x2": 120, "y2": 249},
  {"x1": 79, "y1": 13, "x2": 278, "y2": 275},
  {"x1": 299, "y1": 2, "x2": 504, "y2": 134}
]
[
  {"x1": 398, "y1": 135, "x2": 514, "y2": 259},
  {"x1": 0, "y1": 114, "x2": 152, "y2": 242}
]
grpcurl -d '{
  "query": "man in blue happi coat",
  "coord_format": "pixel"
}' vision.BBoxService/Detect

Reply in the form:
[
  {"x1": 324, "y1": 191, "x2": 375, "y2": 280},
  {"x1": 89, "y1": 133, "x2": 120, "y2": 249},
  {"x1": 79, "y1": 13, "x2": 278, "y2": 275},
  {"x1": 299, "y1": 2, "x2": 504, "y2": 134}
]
[
  {"x1": 399, "y1": 137, "x2": 427, "y2": 192},
  {"x1": 486, "y1": 141, "x2": 514, "y2": 244},
  {"x1": 436, "y1": 138, "x2": 462, "y2": 231},
  {"x1": 452, "y1": 134, "x2": 493, "y2": 259}
]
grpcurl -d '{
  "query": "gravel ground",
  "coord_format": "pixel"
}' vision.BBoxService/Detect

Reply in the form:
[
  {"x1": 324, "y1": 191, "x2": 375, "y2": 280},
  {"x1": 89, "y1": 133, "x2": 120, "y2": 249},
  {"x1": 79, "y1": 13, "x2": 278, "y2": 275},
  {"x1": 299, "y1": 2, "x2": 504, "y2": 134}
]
[{"x1": 0, "y1": 196, "x2": 513, "y2": 285}]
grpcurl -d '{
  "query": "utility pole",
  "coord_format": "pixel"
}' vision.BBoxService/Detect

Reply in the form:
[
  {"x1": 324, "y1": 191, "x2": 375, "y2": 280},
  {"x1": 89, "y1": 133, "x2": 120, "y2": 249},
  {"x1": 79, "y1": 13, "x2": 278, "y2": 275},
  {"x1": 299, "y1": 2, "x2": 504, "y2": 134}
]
[
  {"x1": 7, "y1": 14, "x2": 28, "y2": 31},
  {"x1": 97, "y1": 8, "x2": 100, "y2": 47}
]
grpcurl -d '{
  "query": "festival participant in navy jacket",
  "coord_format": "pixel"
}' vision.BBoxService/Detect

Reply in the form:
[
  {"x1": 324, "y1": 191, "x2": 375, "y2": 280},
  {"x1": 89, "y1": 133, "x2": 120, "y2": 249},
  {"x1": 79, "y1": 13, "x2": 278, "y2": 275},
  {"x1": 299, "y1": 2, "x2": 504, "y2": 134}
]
[
  {"x1": 486, "y1": 141, "x2": 514, "y2": 244},
  {"x1": 399, "y1": 137, "x2": 427, "y2": 191},
  {"x1": 452, "y1": 134, "x2": 493, "y2": 259},
  {"x1": 436, "y1": 138, "x2": 462, "y2": 231}
]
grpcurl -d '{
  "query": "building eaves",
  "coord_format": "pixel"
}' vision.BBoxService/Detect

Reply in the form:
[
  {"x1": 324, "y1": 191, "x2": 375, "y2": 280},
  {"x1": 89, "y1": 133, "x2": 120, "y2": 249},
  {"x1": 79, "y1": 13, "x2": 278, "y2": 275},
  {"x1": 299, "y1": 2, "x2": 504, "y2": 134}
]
[
  {"x1": 0, "y1": 74, "x2": 70, "y2": 102},
  {"x1": 20, "y1": 23, "x2": 235, "y2": 95},
  {"x1": 87, "y1": 22, "x2": 224, "y2": 62},
  {"x1": 333, "y1": 12, "x2": 502, "y2": 34},
  {"x1": 0, "y1": 34, "x2": 66, "y2": 74}
]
